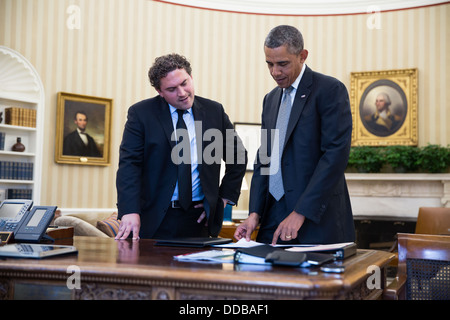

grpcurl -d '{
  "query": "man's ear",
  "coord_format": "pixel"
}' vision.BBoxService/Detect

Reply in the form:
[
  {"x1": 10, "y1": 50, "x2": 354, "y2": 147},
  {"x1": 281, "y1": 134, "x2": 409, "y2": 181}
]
[{"x1": 300, "y1": 49, "x2": 308, "y2": 63}]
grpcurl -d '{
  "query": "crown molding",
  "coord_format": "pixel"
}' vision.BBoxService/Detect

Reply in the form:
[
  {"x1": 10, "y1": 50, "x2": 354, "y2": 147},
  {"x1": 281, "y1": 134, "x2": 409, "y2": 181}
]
[{"x1": 155, "y1": 0, "x2": 448, "y2": 15}]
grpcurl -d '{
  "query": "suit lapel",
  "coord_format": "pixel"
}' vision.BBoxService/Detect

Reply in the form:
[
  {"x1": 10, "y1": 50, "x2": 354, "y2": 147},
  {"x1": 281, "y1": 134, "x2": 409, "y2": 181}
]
[
  {"x1": 156, "y1": 97, "x2": 176, "y2": 149},
  {"x1": 191, "y1": 97, "x2": 206, "y2": 132},
  {"x1": 284, "y1": 66, "x2": 312, "y2": 149},
  {"x1": 267, "y1": 88, "x2": 283, "y2": 132},
  {"x1": 191, "y1": 98, "x2": 206, "y2": 173}
]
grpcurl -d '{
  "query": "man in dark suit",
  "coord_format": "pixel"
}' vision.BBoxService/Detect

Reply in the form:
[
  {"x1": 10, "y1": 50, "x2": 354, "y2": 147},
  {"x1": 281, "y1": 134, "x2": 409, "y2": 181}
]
[
  {"x1": 234, "y1": 25, "x2": 355, "y2": 245},
  {"x1": 115, "y1": 54, "x2": 247, "y2": 240},
  {"x1": 63, "y1": 111, "x2": 101, "y2": 157}
]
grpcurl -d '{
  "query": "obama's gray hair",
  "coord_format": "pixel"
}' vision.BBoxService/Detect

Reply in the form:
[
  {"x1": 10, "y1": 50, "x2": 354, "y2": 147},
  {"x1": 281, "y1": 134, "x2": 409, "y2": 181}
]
[{"x1": 264, "y1": 25, "x2": 304, "y2": 55}]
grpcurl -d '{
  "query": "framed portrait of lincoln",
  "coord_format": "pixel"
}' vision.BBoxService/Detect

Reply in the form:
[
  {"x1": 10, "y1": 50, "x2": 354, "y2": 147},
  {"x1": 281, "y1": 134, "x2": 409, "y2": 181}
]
[{"x1": 55, "y1": 92, "x2": 112, "y2": 166}]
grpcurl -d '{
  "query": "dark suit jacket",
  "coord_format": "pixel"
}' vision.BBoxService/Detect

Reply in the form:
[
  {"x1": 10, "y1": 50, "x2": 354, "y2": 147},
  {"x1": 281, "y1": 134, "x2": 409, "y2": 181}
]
[
  {"x1": 116, "y1": 95, "x2": 247, "y2": 239},
  {"x1": 250, "y1": 66, "x2": 355, "y2": 244},
  {"x1": 63, "y1": 130, "x2": 101, "y2": 157}
]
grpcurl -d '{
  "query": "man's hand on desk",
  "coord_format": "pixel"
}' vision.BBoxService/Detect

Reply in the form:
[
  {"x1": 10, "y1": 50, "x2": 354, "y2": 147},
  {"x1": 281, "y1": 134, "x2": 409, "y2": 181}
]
[
  {"x1": 272, "y1": 211, "x2": 305, "y2": 245},
  {"x1": 234, "y1": 212, "x2": 260, "y2": 241},
  {"x1": 115, "y1": 213, "x2": 141, "y2": 240}
]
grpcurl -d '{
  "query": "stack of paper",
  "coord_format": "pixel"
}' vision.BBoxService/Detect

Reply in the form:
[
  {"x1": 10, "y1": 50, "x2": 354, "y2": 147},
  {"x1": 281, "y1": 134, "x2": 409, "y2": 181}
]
[
  {"x1": 174, "y1": 249, "x2": 235, "y2": 263},
  {"x1": 211, "y1": 238, "x2": 265, "y2": 248}
]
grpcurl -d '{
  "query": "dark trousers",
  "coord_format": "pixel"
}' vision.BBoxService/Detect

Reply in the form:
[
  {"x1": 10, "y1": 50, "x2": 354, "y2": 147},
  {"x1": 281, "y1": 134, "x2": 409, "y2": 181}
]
[
  {"x1": 153, "y1": 202, "x2": 208, "y2": 240},
  {"x1": 256, "y1": 194, "x2": 300, "y2": 245}
]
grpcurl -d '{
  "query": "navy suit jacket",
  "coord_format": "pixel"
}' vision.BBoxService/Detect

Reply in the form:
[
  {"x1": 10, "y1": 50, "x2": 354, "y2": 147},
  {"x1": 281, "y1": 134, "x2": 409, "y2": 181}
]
[
  {"x1": 116, "y1": 95, "x2": 247, "y2": 238},
  {"x1": 250, "y1": 66, "x2": 355, "y2": 244}
]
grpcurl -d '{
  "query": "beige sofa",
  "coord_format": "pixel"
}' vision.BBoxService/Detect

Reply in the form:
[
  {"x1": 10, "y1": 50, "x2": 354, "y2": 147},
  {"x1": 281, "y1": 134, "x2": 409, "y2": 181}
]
[{"x1": 53, "y1": 211, "x2": 120, "y2": 238}]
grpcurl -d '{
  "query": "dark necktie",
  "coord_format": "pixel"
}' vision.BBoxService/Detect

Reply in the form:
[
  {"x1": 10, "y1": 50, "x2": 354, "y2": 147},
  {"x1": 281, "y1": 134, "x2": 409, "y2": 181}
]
[{"x1": 176, "y1": 109, "x2": 192, "y2": 210}]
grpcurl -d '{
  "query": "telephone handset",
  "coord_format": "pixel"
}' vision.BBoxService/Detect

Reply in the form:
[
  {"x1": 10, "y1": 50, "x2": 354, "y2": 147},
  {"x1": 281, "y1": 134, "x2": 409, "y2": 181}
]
[{"x1": 0, "y1": 200, "x2": 57, "y2": 243}]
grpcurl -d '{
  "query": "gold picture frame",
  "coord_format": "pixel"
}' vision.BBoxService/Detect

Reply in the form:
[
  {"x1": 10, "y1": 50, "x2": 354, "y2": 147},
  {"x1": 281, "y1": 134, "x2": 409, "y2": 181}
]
[
  {"x1": 55, "y1": 92, "x2": 112, "y2": 166},
  {"x1": 350, "y1": 68, "x2": 418, "y2": 146}
]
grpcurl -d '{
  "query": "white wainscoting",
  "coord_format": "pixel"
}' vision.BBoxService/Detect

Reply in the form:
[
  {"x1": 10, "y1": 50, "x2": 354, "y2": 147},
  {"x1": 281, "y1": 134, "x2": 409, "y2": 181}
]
[{"x1": 346, "y1": 173, "x2": 450, "y2": 219}]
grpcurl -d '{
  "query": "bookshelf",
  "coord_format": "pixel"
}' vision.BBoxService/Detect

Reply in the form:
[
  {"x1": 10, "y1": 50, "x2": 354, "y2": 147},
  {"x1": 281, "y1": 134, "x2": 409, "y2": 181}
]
[{"x1": 0, "y1": 46, "x2": 44, "y2": 204}]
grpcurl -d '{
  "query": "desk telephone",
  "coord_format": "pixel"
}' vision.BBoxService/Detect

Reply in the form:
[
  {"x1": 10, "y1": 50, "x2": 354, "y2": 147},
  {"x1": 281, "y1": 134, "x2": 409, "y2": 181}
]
[{"x1": 0, "y1": 200, "x2": 57, "y2": 243}]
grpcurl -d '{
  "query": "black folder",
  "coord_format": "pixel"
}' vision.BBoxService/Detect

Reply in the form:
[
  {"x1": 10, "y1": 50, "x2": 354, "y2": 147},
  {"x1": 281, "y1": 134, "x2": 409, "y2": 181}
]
[
  {"x1": 265, "y1": 250, "x2": 307, "y2": 267},
  {"x1": 234, "y1": 245, "x2": 282, "y2": 264},
  {"x1": 154, "y1": 237, "x2": 232, "y2": 247},
  {"x1": 286, "y1": 242, "x2": 357, "y2": 260},
  {"x1": 317, "y1": 242, "x2": 357, "y2": 260}
]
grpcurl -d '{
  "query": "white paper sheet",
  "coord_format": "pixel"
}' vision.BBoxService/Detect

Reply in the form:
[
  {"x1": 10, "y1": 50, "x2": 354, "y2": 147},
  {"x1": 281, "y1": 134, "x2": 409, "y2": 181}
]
[{"x1": 211, "y1": 238, "x2": 265, "y2": 248}]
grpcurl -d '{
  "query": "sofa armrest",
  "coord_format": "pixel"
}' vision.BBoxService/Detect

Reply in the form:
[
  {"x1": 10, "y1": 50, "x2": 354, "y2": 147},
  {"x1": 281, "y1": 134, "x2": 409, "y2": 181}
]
[{"x1": 54, "y1": 216, "x2": 109, "y2": 238}]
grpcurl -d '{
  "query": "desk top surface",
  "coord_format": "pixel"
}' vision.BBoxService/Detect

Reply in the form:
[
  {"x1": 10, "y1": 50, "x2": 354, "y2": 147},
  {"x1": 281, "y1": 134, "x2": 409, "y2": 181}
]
[{"x1": 0, "y1": 236, "x2": 395, "y2": 292}]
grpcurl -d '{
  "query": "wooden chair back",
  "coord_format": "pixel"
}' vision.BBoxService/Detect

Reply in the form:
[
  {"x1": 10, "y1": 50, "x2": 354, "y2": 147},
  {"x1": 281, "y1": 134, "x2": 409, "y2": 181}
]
[
  {"x1": 415, "y1": 207, "x2": 450, "y2": 235},
  {"x1": 393, "y1": 233, "x2": 450, "y2": 300}
]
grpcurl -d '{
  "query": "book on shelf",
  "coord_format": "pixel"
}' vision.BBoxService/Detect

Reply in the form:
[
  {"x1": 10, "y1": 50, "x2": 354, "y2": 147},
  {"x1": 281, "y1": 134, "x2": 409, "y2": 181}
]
[
  {"x1": 0, "y1": 132, "x2": 5, "y2": 150},
  {"x1": 0, "y1": 161, "x2": 34, "y2": 180},
  {"x1": 4, "y1": 107, "x2": 36, "y2": 128},
  {"x1": 6, "y1": 188, "x2": 32, "y2": 200}
]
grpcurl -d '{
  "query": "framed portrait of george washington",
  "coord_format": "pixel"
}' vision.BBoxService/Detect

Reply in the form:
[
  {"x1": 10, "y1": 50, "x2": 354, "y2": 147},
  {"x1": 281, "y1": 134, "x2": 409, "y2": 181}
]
[
  {"x1": 350, "y1": 68, "x2": 418, "y2": 146},
  {"x1": 55, "y1": 92, "x2": 112, "y2": 166}
]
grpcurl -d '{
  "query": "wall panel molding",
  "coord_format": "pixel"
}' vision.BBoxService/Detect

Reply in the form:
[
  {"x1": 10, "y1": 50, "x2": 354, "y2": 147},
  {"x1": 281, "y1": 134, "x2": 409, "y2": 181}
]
[{"x1": 155, "y1": 0, "x2": 448, "y2": 15}]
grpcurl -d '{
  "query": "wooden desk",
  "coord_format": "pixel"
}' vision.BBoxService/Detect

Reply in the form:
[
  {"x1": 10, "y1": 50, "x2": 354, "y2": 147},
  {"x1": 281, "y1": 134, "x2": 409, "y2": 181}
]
[{"x1": 0, "y1": 236, "x2": 394, "y2": 300}]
